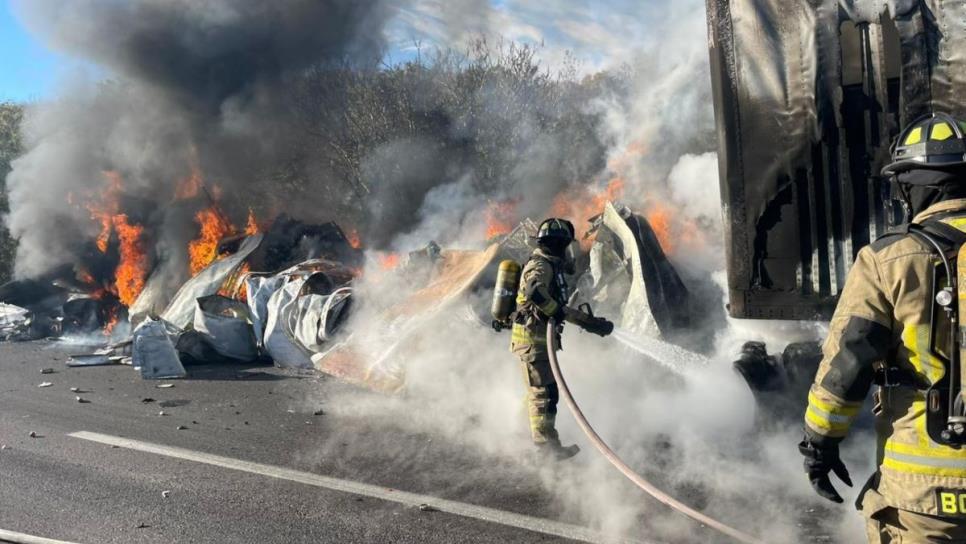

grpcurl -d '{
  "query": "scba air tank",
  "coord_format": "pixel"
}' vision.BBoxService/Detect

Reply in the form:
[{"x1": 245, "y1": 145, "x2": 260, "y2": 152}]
[{"x1": 491, "y1": 259, "x2": 522, "y2": 322}]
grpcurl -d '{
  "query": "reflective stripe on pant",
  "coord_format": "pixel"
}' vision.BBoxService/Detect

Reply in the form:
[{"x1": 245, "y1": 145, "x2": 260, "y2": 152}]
[
  {"x1": 518, "y1": 351, "x2": 559, "y2": 444},
  {"x1": 527, "y1": 382, "x2": 559, "y2": 444}
]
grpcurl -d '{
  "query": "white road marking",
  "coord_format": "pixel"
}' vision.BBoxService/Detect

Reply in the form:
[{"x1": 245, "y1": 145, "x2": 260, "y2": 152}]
[
  {"x1": 70, "y1": 431, "x2": 650, "y2": 544},
  {"x1": 0, "y1": 528, "x2": 82, "y2": 544}
]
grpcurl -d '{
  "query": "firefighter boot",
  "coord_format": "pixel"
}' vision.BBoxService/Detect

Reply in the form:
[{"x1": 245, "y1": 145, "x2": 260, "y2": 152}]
[{"x1": 535, "y1": 439, "x2": 580, "y2": 461}]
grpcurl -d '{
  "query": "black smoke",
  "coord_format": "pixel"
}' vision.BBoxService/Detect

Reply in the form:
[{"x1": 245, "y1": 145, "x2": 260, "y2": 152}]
[{"x1": 6, "y1": 0, "x2": 395, "y2": 280}]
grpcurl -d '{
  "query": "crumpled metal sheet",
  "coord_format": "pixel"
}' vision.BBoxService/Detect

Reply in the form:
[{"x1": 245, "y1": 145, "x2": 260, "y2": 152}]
[
  {"x1": 160, "y1": 234, "x2": 263, "y2": 329},
  {"x1": 262, "y1": 268, "x2": 354, "y2": 370},
  {"x1": 192, "y1": 295, "x2": 257, "y2": 362},
  {"x1": 707, "y1": 0, "x2": 966, "y2": 319},
  {"x1": 598, "y1": 202, "x2": 690, "y2": 338},
  {"x1": 133, "y1": 318, "x2": 186, "y2": 380},
  {"x1": 246, "y1": 274, "x2": 287, "y2": 347}
]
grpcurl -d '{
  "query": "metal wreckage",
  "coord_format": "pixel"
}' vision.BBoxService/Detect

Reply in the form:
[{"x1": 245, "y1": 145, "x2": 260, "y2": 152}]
[
  {"x1": 0, "y1": 200, "x2": 699, "y2": 389},
  {"x1": 1, "y1": 1, "x2": 963, "y2": 542},
  {"x1": 707, "y1": 0, "x2": 966, "y2": 420},
  {"x1": 2, "y1": 0, "x2": 962, "y2": 415}
]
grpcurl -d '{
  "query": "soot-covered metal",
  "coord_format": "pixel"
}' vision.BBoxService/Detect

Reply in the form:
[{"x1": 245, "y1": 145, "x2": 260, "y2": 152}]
[{"x1": 707, "y1": 0, "x2": 966, "y2": 319}]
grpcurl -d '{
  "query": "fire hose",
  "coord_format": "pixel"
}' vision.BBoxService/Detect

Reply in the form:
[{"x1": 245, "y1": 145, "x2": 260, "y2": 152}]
[{"x1": 546, "y1": 320, "x2": 764, "y2": 544}]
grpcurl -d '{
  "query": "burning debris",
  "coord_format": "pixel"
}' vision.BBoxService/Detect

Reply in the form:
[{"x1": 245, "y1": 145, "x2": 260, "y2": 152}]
[{"x1": 0, "y1": 174, "x2": 706, "y2": 392}]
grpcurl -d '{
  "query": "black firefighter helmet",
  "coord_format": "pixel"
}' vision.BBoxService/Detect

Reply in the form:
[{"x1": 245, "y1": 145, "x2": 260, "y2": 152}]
[
  {"x1": 535, "y1": 218, "x2": 575, "y2": 247},
  {"x1": 882, "y1": 112, "x2": 966, "y2": 180}
]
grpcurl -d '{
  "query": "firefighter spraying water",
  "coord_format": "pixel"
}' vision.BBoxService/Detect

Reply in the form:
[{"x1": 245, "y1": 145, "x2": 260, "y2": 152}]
[{"x1": 491, "y1": 218, "x2": 614, "y2": 459}]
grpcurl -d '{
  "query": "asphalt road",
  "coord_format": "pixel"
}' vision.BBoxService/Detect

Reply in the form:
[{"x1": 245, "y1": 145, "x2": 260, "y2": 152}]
[{"x1": 0, "y1": 339, "x2": 648, "y2": 544}]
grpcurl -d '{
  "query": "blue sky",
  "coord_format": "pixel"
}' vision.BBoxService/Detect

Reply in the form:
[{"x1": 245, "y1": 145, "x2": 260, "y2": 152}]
[
  {"x1": 0, "y1": 1, "x2": 62, "y2": 102},
  {"x1": 0, "y1": 0, "x2": 677, "y2": 102}
]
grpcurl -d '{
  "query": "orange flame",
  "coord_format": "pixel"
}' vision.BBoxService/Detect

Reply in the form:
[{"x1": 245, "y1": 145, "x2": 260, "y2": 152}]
[
  {"x1": 94, "y1": 214, "x2": 112, "y2": 253},
  {"x1": 77, "y1": 268, "x2": 95, "y2": 285},
  {"x1": 642, "y1": 200, "x2": 705, "y2": 257},
  {"x1": 645, "y1": 204, "x2": 674, "y2": 254},
  {"x1": 89, "y1": 171, "x2": 124, "y2": 253},
  {"x1": 103, "y1": 306, "x2": 120, "y2": 336},
  {"x1": 188, "y1": 207, "x2": 235, "y2": 275},
  {"x1": 175, "y1": 168, "x2": 203, "y2": 200},
  {"x1": 347, "y1": 229, "x2": 362, "y2": 249},
  {"x1": 550, "y1": 177, "x2": 625, "y2": 247},
  {"x1": 244, "y1": 208, "x2": 260, "y2": 236},
  {"x1": 378, "y1": 253, "x2": 400, "y2": 270},
  {"x1": 84, "y1": 172, "x2": 149, "y2": 306},
  {"x1": 112, "y1": 214, "x2": 148, "y2": 306},
  {"x1": 484, "y1": 201, "x2": 516, "y2": 240}
]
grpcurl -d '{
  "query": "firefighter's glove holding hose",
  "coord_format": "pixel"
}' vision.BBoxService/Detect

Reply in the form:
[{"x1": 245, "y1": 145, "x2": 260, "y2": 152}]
[
  {"x1": 798, "y1": 436, "x2": 852, "y2": 503},
  {"x1": 582, "y1": 316, "x2": 614, "y2": 337},
  {"x1": 563, "y1": 306, "x2": 614, "y2": 337}
]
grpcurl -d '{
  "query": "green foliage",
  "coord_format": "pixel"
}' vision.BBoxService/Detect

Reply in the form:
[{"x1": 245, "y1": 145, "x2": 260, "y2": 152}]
[
  {"x1": 0, "y1": 102, "x2": 23, "y2": 282},
  {"x1": 286, "y1": 40, "x2": 624, "y2": 245}
]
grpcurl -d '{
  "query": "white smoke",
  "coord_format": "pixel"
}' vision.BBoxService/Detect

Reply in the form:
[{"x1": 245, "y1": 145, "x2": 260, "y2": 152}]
[
  {"x1": 293, "y1": 1, "x2": 876, "y2": 542},
  {"x1": 7, "y1": 0, "x2": 876, "y2": 541}
]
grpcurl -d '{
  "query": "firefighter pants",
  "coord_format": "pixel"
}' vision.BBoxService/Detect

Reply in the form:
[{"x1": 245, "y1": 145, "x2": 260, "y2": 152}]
[
  {"x1": 862, "y1": 488, "x2": 966, "y2": 542},
  {"x1": 517, "y1": 349, "x2": 559, "y2": 444}
]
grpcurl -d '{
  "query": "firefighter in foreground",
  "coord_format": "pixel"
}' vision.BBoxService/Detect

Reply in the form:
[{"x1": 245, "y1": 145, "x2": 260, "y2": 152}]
[
  {"x1": 508, "y1": 218, "x2": 613, "y2": 459},
  {"x1": 799, "y1": 113, "x2": 966, "y2": 541}
]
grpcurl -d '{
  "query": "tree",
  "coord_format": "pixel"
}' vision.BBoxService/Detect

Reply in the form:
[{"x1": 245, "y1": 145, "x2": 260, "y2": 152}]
[{"x1": 0, "y1": 102, "x2": 24, "y2": 282}]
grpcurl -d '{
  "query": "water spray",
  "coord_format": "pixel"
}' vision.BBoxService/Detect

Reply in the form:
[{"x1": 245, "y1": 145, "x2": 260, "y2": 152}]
[{"x1": 546, "y1": 319, "x2": 764, "y2": 544}]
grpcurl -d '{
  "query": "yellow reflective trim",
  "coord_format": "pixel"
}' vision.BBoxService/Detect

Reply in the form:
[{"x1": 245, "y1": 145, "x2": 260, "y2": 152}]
[
  {"x1": 805, "y1": 408, "x2": 850, "y2": 436},
  {"x1": 946, "y1": 217, "x2": 966, "y2": 230},
  {"x1": 905, "y1": 127, "x2": 924, "y2": 145},
  {"x1": 902, "y1": 324, "x2": 945, "y2": 384},
  {"x1": 886, "y1": 440, "x2": 966, "y2": 460},
  {"x1": 807, "y1": 391, "x2": 861, "y2": 416},
  {"x1": 882, "y1": 457, "x2": 966, "y2": 478},
  {"x1": 511, "y1": 324, "x2": 545, "y2": 345},
  {"x1": 538, "y1": 300, "x2": 559, "y2": 317},
  {"x1": 932, "y1": 122, "x2": 955, "y2": 141}
]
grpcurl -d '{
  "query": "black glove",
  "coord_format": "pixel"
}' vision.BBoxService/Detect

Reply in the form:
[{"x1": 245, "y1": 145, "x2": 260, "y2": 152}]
[
  {"x1": 583, "y1": 316, "x2": 614, "y2": 337},
  {"x1": 798, "y1": 437, "x2": 852, "y2": 503}
]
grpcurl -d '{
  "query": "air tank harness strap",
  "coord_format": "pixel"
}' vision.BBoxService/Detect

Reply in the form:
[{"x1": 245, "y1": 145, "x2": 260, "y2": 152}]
[{"x1": 873, "y1": 365, "x2": 927, "y2": 389}]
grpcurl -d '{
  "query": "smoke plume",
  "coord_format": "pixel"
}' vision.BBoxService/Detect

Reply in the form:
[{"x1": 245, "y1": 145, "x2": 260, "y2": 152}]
[
  {"x1": 7, "y1": 0, "x2": 395, "y2": 279},
  {"x1": 6, "y1": 0, "x2": 873, "y2": 542}
]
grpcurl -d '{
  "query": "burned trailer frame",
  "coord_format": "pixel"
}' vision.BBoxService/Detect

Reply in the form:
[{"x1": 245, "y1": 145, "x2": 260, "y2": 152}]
[{"x1": 707, "y1": 0, "x2": 966, "y2": 319}]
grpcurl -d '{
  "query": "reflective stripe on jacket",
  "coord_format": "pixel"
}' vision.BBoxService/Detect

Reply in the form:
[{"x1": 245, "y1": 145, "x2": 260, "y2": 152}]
[
  {"x1": 805, "y1": 198, "x2": 966, "y2": 515},
  {"x1": 510, "y1": 248, "x2": 564, "y2": 353}
]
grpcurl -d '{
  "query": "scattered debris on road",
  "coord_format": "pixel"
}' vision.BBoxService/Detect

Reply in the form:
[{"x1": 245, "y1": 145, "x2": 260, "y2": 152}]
[
  {"x1": 28, "y1": 431, "x2": 37, "y2": 438},
  {"x1": 156, "y1": 384, "x2": 175, "y2": 389},
  {"x1": 37, "y1": 382, "x2": 52, "y2": 388},
  {"x1": 39, "y1": 367, "x2": 54, "y2": 374},
  {"x1": 161, "y1": 490, "x2": 170, "y2": 499},
  {"x1": 76, "y1": 396, "x2": 90, "y2": 403}
]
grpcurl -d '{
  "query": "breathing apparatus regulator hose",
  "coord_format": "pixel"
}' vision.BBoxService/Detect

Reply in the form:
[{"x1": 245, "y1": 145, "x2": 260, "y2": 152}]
[{"x1": 546, "y1": 320, "x2": 764, "y2": 544}]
